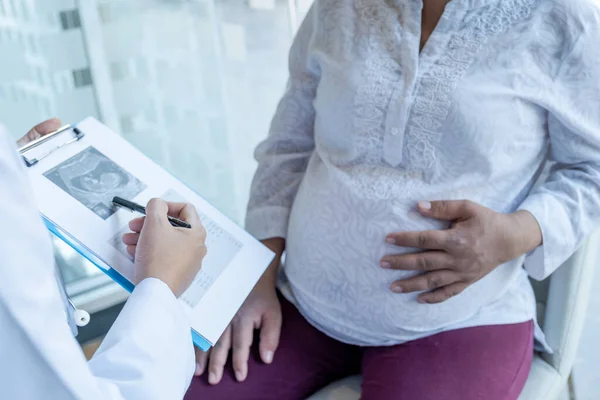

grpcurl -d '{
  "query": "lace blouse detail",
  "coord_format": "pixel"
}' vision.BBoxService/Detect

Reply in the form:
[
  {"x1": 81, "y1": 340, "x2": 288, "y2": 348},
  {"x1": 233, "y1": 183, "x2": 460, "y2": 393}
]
[
  {"x1": 405, "y1": 0, "x2": 536, "y2": 171},
  {"x1": 245, "y1": 0, "x2": 600, "y2": 347}
]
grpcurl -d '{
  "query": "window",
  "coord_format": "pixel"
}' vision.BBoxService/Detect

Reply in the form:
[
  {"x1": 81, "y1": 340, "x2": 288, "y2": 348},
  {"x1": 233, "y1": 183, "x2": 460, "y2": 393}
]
[
  {"x1": 0, "y1": 0, "x2": 309, "y2": 312},
  {"x1": 59, "y1": 9, "x2": 82, "y2": 30},
  {"x1": 72, "y1": 67, "x2": 93, "y2": 88}
]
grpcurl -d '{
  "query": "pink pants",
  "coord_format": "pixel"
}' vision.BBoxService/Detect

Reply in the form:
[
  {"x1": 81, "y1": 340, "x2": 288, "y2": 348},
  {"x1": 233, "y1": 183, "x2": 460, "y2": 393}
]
[{"x1": 186, "y1": 295, "x2": 533, "y2": 400}]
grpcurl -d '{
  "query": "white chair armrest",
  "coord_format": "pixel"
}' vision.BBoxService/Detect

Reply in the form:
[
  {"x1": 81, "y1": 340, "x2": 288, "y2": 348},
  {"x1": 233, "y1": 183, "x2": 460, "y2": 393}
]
[
  {"x1": 518, "y1": 356, "x2": 562, "y2": 400},
  {"x1": 541, "y1": 230, "x2": 599, "y2": 377}
]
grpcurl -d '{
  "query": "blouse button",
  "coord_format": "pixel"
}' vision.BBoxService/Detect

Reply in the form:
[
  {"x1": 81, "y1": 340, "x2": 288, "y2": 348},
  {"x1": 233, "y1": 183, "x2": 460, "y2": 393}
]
[{"x1": 390, "y1": 127, "x2": 399, "y2": 136}]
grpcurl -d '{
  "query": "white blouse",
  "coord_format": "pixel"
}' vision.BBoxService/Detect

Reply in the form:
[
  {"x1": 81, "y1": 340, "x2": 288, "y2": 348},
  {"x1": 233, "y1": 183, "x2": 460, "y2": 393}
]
[{"x1": 246, "y1": 0, "x2": 600, "y2": 349}]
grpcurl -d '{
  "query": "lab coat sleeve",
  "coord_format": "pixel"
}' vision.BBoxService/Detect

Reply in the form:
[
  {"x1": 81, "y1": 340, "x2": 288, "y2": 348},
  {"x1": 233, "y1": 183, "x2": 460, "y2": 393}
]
[
  {"x1": 0, "y1": 125, "x2": 194, "y2": 400},
  {"x1": 88, "y1": 278, "x2": 195, "y2": 399},
  {"x1": 517, "y1": 10, "x2": 600, "y2": 280}
]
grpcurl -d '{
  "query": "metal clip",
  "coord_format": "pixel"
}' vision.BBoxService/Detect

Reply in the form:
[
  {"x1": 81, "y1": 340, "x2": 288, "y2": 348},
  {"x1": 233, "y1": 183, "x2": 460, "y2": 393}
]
[{"x1": 18, "y1": 125, "x2": 85, "y2": 167}]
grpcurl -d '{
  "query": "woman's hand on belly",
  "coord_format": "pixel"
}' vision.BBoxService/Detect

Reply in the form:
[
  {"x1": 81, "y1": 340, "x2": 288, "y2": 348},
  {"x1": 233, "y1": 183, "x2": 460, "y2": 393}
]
[
  {"x1": 194, "y1": 238, "x2": 284, "y2": 384},
  {"x1": 380, "y1": 200, "x2": 542, "y2": 304}
]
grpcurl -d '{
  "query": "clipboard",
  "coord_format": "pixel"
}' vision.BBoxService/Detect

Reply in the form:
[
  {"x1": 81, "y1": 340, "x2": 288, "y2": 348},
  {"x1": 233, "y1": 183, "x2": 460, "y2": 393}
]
[
  {"x1": 20, "y1": 119, "x2": 274, "y2": 352},
  {"x1": 20, "y1": 123, "x2": 212, "y2": 351}
]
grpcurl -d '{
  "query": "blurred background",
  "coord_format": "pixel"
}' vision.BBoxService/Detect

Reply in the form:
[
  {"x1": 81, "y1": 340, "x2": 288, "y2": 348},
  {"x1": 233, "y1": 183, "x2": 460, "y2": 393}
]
[
  {"x1": 0, "y1": 0, "x2": 309, "y2": 338},
  {"x1": 1, "y1": 1, "x2": 598, "y2": 398}
]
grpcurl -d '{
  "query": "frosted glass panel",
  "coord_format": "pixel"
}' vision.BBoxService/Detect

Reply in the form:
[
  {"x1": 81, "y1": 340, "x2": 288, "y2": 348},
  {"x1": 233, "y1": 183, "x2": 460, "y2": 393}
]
[
  {"x1": 0, "y1": 1, "x2": 98, "y2": 135},
  {"x1": 0, "y1": 0, "x2": 309, "y2": 308},
  {"x1": 96, "y1": 0, "x2": 295, "y2": 222}
]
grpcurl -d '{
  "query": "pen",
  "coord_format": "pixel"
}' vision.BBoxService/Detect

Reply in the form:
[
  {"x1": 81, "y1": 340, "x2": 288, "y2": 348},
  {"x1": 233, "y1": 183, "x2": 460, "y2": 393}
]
[{"x1": 112, "y1": 196, "x2": 192, "y2": 229}]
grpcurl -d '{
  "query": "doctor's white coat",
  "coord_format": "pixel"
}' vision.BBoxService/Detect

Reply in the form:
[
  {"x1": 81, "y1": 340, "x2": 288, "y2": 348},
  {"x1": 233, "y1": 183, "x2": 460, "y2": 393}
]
[{"x1": 0, "y1": 125, "x2": 195, "y2": 399}]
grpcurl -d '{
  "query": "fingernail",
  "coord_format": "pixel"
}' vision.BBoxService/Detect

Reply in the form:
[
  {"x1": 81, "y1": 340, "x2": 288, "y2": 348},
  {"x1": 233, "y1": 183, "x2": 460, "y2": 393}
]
[
  {"x1": 195, "y1": 363, "x2": 203, "y2": 376},
  {"x1": 391, "y1": 285, "x2": 403, "y2": 293},
  {"x1": 264, "y1": 351, "x2": 274, "y2": 364},
  {"x1": 418, "y1": 297, "x2": 427, "y2": 304},
  {"x1": 235, "y1": 369, "x2": 246, "y2": 382},
  {"x1": 208, "y1": 372, "x2": 218, "y2": 385},
  {"x1": 381, "y1": 261, "x2": 391, "y2": 269},
  {"x1": 386, "y1": 237, "x2": 396, "y2": 244},
  {"x1": 418, "y1": 201, "x2": 431, "y2": 211}
]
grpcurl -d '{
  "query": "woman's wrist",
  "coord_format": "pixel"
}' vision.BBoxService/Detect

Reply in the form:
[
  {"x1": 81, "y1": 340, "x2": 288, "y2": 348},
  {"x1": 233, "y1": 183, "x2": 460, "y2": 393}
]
[
  {"x1": 510, "y1": 210, "x2": 543, "y2": 256},
  {"x1": 259, "y1": 237, "x2": 285, "y2": 286}
]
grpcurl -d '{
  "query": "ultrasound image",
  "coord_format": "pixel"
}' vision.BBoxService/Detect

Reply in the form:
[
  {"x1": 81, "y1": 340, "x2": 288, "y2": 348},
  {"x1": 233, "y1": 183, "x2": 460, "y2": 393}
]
[{"x1": 44, "y1": 147, "x2": 146, "y2": 220}]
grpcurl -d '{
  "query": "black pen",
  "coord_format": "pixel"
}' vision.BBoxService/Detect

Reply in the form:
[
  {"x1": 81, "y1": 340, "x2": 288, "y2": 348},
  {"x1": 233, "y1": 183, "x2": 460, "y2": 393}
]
[{"x1": 112, "y1": 196, "x2": 192, "y2": 229}]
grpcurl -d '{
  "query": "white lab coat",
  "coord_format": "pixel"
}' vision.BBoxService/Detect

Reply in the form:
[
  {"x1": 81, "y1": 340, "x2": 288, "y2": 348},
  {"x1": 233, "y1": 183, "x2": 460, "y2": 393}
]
[{"x1": 0, "y1": 125, "x2": 195, "y2": 399}]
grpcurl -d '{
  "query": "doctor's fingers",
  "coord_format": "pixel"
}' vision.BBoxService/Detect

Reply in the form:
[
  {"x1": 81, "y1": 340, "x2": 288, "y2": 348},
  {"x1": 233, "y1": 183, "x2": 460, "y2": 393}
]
[
  {"x1": 126, "y1": 245, "x2": 136, "y2": 258},
  {"x1": 17, "y1": 117, "x2": 62, "y2": 147},
  {"x1": 128, "y1": 217, "x2": 145, "y2": 233},
  {"x1": 166, "y1": 202, "x2": 202, "y2": 227},
  {"x1": 145, "y1": 199, "x2": 170, "y2": 226},
  {"x1": 208, "y1": 325, "x2": 232, "y2": 385},
  {"x1": 122, "y1": 232, "x2": 140, "y2": 246},
  {"x1": 232, "y1": 317, "x2": 255, "y2": 382}
]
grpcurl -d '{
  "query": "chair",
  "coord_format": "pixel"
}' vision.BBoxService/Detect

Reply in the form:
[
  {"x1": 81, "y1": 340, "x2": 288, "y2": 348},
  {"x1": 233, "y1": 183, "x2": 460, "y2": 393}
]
[{"x1": 308, "y1": 230, "x2": 600, "y2": 400}]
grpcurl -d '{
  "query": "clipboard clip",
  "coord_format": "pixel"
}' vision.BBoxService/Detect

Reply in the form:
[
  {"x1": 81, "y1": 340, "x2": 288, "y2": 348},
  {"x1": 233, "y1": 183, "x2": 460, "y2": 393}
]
[{"x1": 18, "y1": 124, "x2": 85, "y2": 167}]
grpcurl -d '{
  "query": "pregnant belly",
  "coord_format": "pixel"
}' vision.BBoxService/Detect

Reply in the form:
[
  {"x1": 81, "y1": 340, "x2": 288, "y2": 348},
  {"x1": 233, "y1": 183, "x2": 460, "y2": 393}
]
[{"x1": 285, "y1": 168, "x2": 521, "y2": 338}]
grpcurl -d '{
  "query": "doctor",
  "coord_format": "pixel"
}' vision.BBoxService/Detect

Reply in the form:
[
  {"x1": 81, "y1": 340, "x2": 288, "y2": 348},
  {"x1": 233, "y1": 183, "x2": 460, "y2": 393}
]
[{"x1": 0, "y1": 118, "x2": 208, "y2": 399}]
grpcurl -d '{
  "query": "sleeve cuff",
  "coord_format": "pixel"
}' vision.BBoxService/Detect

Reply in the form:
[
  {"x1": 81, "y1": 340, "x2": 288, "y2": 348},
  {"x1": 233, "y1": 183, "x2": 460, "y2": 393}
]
[
  {"x1": 100, "y1": 277, "x2": 191, "y2": 347},
  {"x1": 89, "y1": 277, "x2": 195, "y2": 398},
  {"x1": 245, "y1": 206, "x2": 291, "y2": 240},
  {"x1": 521, "y1": 244, "x2": 547, "y2": 281},
  {"x1": 517, "y1": 194, "x2": 573, "y2": 280},
  {"x1": 134, "y1": 277, "x2": 178, "y2": 304}
]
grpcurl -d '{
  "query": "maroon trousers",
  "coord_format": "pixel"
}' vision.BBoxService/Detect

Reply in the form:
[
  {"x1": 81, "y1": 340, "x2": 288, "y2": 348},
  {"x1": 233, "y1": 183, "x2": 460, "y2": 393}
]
[{"x1": 186, "y1": 295, "x2": 533, "y2": 400}]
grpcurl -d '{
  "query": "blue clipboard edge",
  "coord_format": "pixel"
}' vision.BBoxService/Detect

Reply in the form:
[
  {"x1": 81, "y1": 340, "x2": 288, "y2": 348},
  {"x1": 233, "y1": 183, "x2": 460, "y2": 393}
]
[{"x1": 43, "y1": 216, "x2": 212, "y2": 352}]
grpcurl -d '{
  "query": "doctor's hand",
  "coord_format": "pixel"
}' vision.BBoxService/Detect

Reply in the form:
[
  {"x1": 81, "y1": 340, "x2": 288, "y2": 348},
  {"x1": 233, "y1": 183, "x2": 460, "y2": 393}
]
[
  {"x1": 17, "y1": 117, "x2": 62, "y2": 147},
  {"x1": 122, "y1": 199, "x2": 207, "y2": 297},
  {"x1": 195, "y1": 238, "x2": 284, "y2": 384},
  {"x1": 381, "y1": 200, "x2": 542, "y2": 304}
]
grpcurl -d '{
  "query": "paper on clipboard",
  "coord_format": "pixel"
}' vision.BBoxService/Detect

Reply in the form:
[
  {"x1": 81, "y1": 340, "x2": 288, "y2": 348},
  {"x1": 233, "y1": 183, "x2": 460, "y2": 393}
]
[{"x1": 21, "y1": 117, "x2": 274, "y2": 350}]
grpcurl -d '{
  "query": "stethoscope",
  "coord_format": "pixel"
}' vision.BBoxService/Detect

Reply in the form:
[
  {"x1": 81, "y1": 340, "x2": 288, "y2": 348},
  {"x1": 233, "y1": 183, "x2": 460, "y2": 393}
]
[
  {"x1": 21, "y1": 124, "x2": 92, "y2": 330},
  {"x1": 55, "y1": 264, "x2": 91, "y2": 330},
  {"x1": 67, "y1": 298, "x2": 91, "y2": 327}
]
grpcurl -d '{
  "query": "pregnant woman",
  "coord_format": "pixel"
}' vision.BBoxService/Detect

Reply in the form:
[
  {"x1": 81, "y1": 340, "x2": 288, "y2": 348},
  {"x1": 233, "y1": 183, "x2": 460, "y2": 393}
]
[{"x1": 187, "y1": 0, "x2": 600, "y2": 399}]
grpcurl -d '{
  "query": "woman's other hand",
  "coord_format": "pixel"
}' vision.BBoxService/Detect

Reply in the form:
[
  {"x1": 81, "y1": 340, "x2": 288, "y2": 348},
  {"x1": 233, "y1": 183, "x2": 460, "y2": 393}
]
[
  {"x1": 17, "y1": 118, "x2": 62, "y2": 147},
  {"x1": 382, "y1": 200, "x2": 542, "y2": 304},
  {"x1": 194, "y1": 238, "x2": 284, "y2": 385}
]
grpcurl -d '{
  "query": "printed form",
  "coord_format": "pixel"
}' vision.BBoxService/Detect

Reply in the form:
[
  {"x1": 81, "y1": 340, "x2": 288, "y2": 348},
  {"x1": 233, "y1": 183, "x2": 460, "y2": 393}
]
[{"x1": 24, "y1": 117, "x2": 274, "y2": 348}]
